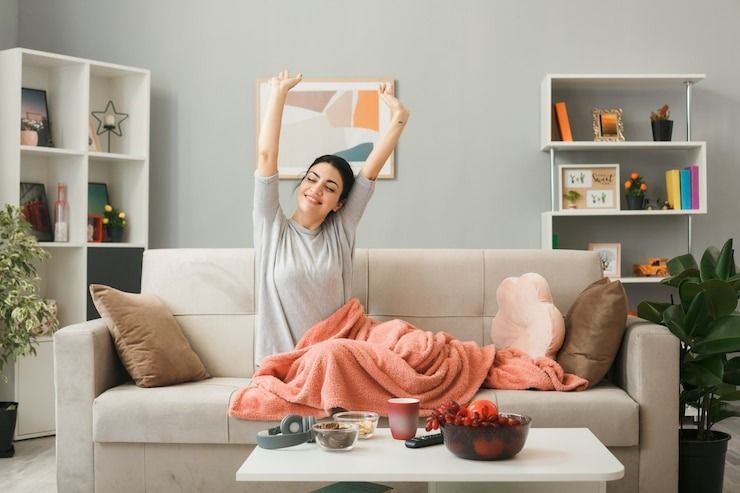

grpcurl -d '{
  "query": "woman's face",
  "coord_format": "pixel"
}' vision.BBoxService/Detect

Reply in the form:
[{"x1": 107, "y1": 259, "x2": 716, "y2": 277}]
[{"x1": 295, "y1": 162, "x2": 344, "y2": 219}]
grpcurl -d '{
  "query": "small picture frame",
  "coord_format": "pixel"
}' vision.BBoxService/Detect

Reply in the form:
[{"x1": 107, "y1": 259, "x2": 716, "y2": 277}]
[
  {"x1": 88, "y1": 182, "x2": 110, "y2": 217},
  {"x1": 559, "y1": 164, "x2": 620, "y2": 211},
  {"x1": 589, "y1": 243, "x2": 622, "y2": 279},
  {"x1": 87, "y1": 214, "x2": 104, "y2": 242},
  {"x1": 592, "y1": 108, "x2": 624, "y2": 142},
  {"x1": 21, "y1": 88, "x2": 53, "y2": 147},
  {"x1": 19, "y1": 182, "x2": 53, "y2": 241},
  {"x1": 88, "y1": 118, "x2": 102, "y2": 151}
]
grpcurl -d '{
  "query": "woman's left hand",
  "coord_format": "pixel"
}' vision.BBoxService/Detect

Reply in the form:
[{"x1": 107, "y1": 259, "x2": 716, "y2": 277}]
[{"x1": 378, "y1": 83, "x2": 408, "y2": 118}]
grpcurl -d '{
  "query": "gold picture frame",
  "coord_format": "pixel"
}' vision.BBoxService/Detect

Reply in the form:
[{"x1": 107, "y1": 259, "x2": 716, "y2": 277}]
[{"x1": 592, "y1": 108, "x2": 625, "y2": 142}]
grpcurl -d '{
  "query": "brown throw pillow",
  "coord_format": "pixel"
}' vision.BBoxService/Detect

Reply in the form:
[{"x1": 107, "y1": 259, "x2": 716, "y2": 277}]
[
  {"x1": 89, "y1": 284, "x2": 209, "y2": 387},
  {"x1": 556, "y1": 278, "x2": 628, "y2": 388}
]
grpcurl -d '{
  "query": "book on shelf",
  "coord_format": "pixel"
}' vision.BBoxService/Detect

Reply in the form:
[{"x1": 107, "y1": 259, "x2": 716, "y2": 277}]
[
  {"x1": 680, "y1": 168, "x2": 691, "y2": 210},
  {"x1": 686, "y1": 165, "x2": 699, "y2": 209},
  {"x1": 665, "y1": 166, "x2": 700, "y2": 210},
  {"x1": 553, "y1": 101, "x2": 573, "y2": 142},
  {"x1": 665, "y1": 169, "x2": 681, "y2": 210}
]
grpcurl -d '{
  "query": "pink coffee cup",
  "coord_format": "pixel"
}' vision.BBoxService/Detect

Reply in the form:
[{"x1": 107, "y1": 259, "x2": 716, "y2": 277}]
[{"x1": 388, "y1": 397, "x2": 420, "y2": 440}]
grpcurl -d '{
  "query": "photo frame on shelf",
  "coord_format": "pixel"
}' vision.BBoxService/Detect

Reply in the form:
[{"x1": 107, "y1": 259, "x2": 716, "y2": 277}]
[
  {"x1": 592, "y1": 108, "x2": 624, "y2": 142},
  {"x1": 88, "y1": 182, "x2": 110, "y2": 217},
  {"x1": 19, "y1": 182, "x2": 53, "y2": 241},
  {"x1": 88, "y1": 117, "x2": 102, "y2": 152},
  {"x1": 87, "y1": 214, "x2": 104, "y2": 242},
  {"x1": 21, "y1": 88, "x2": 53, "y2": 147},
  {"x1": 588, "y1": 243, "x2": 622, "y2": 279},
  {"x1": 257, "y1": 77, "x2": 396, "y2": 179},
  {"x1": 559, "y1": 164, "x2": 620, "y2": 212}
]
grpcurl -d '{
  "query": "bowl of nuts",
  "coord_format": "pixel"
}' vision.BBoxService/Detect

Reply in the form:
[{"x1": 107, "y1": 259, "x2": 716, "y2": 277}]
[
  {"x1": 332, "y1": 411, "x2": 380, "y2": 439},
  {"x1": 312, "y1": 422, "x2": 360, "y2": 452}
]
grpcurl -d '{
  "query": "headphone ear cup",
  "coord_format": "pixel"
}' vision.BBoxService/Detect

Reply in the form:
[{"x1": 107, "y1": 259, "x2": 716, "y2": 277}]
[
  {"x1": 256, "y1": 415, "x2": 314, "y2": 450},
  {"x1": 280, "y1": 414, "x2": 306, "y2": 435}
]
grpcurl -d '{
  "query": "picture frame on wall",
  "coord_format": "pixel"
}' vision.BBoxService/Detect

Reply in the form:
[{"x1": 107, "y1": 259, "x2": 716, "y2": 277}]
[
  {"x1": 256, "y1": 77, "x2": 396, "y2": 179},
  {"x1": 588, "y1": 242, "x2": 622, "y2": 279},
  {"x1": 19, "y1": 182, "x2": 53, "y2": 241},
  {"x1": 559, "y1": 164, "x2": 620, "y2": 212},
  {"x1": 21, "y1": 88, "x2": 54, "y2": 147}
]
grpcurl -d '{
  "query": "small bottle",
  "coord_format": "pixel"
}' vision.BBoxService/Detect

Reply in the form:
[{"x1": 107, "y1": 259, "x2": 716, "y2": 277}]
[{"x1": 54, "y1": 182, "x2": 69, "y2": 242}]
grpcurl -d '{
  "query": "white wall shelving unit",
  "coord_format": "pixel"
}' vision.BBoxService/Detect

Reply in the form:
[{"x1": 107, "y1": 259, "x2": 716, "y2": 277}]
[
  {"x1": 0, "y1": 48, "x2": 149, "y2": 439},
  {"x1": 540, "y1": 74, "x2": 706, "y2": 285}
]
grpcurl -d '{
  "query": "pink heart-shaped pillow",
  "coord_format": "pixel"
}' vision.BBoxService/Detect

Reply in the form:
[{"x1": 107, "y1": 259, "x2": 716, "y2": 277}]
[{"x1": 490, "y1": 273, "x2": 565, "y2": 359}]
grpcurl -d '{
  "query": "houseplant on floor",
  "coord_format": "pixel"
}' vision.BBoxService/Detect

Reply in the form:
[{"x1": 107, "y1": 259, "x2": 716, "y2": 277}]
[
  {"x1": 0, "y1": 204, "x2": 58, "y2": 458},
  {"x1": 637, "y1": 238, "x2": 740, "y2": 493}
]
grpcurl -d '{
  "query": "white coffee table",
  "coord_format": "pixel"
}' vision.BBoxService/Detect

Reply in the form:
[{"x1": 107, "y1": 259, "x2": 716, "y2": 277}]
[{"x1": 236, "y1": 428, "x2": 624, "y2": 493}]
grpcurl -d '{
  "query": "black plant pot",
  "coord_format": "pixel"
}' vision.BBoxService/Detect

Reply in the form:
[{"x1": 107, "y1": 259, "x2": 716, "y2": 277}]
[
  {"x1": 106, "y1": 227, "x2": 124, "y2": 243},
  {"x1": 679, "y1": 429, "x2": 731, "y2": 493},
  {"x1": 652, "y1": 119, "x2": 674, "y2": 141},
  {"x1": 625, "y1": 195, "x2": 645, "y2": 210},
  {"x1": 0, "y1": 402, "x2": 18, "y2": 458}
]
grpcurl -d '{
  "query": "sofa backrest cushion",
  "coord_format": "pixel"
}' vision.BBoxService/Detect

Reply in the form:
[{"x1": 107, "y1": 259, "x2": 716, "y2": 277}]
[{"x1": 140, "y1": 248, "x2": 603, "y2": 377}]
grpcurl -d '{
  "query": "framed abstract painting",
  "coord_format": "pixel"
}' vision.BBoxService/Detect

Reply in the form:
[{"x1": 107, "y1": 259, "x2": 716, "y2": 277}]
[{"x1": 257, "y1": 78, "x2": 396, "y2": 179}]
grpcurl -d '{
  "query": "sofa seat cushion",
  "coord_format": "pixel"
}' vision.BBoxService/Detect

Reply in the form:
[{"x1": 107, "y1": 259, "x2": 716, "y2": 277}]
[
  {"x1": 474, "y1": 382, "x2": 638, "y2": 447},
  {"x1": 94, "y1": 377, "x2": 252, "y2": 444}
]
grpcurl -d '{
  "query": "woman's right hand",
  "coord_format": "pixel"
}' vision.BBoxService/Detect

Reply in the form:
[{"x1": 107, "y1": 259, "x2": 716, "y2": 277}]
[{"x1": 269, "y1": 70, "x2": 303, "y2": 95}]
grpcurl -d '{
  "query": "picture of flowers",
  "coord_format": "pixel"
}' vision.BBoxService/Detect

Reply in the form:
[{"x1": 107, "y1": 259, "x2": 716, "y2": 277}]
[
  {"x1": 21, "y1": 88, "x2": 53, "y2": 147},
  {"x1": 257, "y1": 78, "x2": 395, "y2": 179},
  {"x1": 559, "y1": 164, "x2": 620, "y2": 211},
  {"x1": 19, "y1": 182, "x2": 53, "y2": 241}
]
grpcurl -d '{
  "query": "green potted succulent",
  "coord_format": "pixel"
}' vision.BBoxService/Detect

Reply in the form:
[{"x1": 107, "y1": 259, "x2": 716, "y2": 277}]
[
  {"x1": 650, "y1": 103, "x2": 673, "y2": 141},
  {"x1": 0, "y1": 204, "x2": 58, "y2": 458},
  {"x1": 637, "y1": 239, "x2": 740, "y2": 493},
  {"x1": 563, "y1": 190, "x2": 581, "y2": 209}
]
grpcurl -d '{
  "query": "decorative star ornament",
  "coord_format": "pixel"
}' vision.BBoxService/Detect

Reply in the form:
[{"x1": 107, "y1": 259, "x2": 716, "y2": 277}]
[{"x1": 92, "y1": 100, "x2": 129, "y2": 137}]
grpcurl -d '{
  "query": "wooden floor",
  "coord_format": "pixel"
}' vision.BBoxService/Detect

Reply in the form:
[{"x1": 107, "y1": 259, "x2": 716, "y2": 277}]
[{"x1": 1, "y1": 419, "x2": 739, "y2": 492}]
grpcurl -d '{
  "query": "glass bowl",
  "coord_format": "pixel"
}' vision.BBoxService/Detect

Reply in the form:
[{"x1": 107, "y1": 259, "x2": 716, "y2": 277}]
[
  {"x1": 332, "y1": 411, "x2": 380, "y2": 439},
  {"x1": 441, "y1": 413, "x2": 531, "y2": 460},
  {"x1": 312, "y1": 422, "x2": 360, "y2": 452}
]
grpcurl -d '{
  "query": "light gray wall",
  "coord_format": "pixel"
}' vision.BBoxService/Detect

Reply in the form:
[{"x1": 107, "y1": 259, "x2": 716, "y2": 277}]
[
  {"x1": 0, "y1": 0, "x2": 18, "y2": 49},
  {"x1": 16, "y1": 0, "x2": 740, "y2": 264}
]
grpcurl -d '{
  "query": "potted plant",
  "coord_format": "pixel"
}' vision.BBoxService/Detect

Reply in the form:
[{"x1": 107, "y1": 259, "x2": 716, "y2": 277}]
[
  {"x1": 0, "y1": 204, "x2": 59, "y2": 458},
  {"x1": 624, "y1": 171, "x2": 647, "y2": 210},
  {"x1": 637, "y1": 239, "x2": 740, "y2": 493},
  {"x1": 103, "y1": 204, "x2": 127, "y2": 242},
  {"x1": 20, "y1": 118, "x2": 41, "y2": 146},
  {"x1": 650, "y1": 104, "x2": 673, "y2": 141},
  {"x1": 563, "y1": 190, "x2": 581, "y2": 209}
]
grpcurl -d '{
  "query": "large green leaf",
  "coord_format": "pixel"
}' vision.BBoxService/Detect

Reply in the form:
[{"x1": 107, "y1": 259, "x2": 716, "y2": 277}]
[
  {"x1": 724, "y1": 356, "x2": 740, "y2": 385},
  {"x1": 709, "y1": 401, "x2": 740, "y2": 427},
  {"x1": 693, "y1": 315, "x2": 740, "y2": 355},
  {"x1": 700, "y1": 246, "x2": 721, "y2": 281},
  {"x1": 662, "y1": 305, "x2": 690, "y2": 344},
  {"x1": 701, "y1": 279, "x2": 738, "y2": 318},
  {"x1": 637, "y1": 301, "x2": 671, "y2": 324},
  {"x1": 668, "y1": 254, "x2": 698, "y2": 277},
  {"x1": 679, "y1": 280, "x2": 702, "y2": 309},
  {"x1": 662, "y1": 268, "x2": 700, "y2": 288},
  {"x1": 683, "y1": 354, "x2": 724, "y2": 387},
  {"x1": 716, "y1": 239, "x2": 735, "y2": 280},
  {"x1": 717, "y1": 390, "x2": 740, "y2": 402},
  {"x1": 685, "y1": 291, "x2": 714, "y2": 338}
]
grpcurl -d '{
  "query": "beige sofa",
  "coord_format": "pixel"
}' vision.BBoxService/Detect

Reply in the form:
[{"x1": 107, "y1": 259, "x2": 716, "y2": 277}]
[{"x1": 54, "y1": 248, "x2": 679, "y2": 493}]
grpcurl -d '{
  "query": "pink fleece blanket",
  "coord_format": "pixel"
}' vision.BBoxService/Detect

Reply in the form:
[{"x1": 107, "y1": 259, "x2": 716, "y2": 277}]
[{"x1": 228, "y1": 299, "x2": 587, "y2": 420}]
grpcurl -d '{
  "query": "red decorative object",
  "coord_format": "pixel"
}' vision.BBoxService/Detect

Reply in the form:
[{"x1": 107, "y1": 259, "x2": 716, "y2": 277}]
[{"x1": 87, "y1": 214, "x2": 103, "y2": 242}]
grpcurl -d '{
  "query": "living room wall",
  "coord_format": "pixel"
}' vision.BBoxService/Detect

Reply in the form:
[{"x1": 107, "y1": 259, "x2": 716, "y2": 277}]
[
  {"x1": 15, "y1": 0, "x2": 740, "y2": 262},
  {"x1": 0, "y1": 0, "x2": 18, "y2": 49}
]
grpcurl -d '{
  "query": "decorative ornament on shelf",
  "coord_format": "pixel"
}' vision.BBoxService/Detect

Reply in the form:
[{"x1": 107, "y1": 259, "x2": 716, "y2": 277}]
[
  {"x1": 632, "y1": 257, "x2": 668, "y2": 277},
  {"x1": 102, "y1": 204, "x2": 127, "y2": 243},
  {"x1": 91, "y1": 100, "x2": 129, "y2": 153},
  {"x1": 623, "y1": 171, "x2": 647, "y2": 210},
  {"x1": 564, "y1": 190, "x2": 581, "y2": 209},
  {"x1": 650, "y1": 104, "x2": 673, "y2": 141},
  {"x1": 20, "y1": 118, "x2": 41, "y2": 146}
]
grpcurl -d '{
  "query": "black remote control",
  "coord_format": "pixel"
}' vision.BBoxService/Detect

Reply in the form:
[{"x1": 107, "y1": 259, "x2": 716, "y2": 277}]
[{"x1": 404, "y1": 433, "x2": 443, "y2": 448}]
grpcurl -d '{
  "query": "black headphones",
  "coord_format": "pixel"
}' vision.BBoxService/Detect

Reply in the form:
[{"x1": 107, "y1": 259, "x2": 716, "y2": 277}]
[{"x1": 256, "y1": 415, "x2": 317, "y2": 449}]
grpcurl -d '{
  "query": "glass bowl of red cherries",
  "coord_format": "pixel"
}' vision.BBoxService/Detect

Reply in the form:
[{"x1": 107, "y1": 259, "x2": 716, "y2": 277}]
[{"x1": 426, "y1": 399, "x2": 531, "y2": 461}]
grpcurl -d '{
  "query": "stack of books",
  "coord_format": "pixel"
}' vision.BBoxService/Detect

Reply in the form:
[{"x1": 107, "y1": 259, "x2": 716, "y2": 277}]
[{"x1": 665, "y1": 166, "x2": 699, "y2": 210}]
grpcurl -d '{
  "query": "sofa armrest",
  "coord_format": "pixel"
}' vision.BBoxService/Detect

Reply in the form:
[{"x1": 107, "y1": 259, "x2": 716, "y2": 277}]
[
  {"x1": 612, "y1": 316, "x2": 680, "y2": 493},
  {"x1": 54, "y1": 318, "x2": 126, "y2": 493}
]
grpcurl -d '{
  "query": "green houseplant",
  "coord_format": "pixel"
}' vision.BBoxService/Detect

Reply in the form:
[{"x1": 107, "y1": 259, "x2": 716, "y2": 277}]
[
  {"x1": 0, "y1": 204, "x2": 58, "y2": 457},
  {"x1": 637, "y1": 238, "x2": 740, "y2": 493},
  {"x1": 624, "y1": 171, "x2": 647, "y2": 210},
  {"x1": 103, "y1": 203, "x2": 127, "y2": 242}
]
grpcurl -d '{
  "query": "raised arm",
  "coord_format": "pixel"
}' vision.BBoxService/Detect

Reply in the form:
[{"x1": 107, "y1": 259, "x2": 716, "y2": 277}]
[
  {"x1": 257, "y1": 70, "x2": 303, "y2": 177},
  {"x1": 360, "y1": 83, "x2": 410, "y2": 181}
]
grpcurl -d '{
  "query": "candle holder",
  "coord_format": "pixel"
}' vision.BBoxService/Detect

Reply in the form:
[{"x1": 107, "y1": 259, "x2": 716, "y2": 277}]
[{"x1": 91, "y1": 100, "x2": 129, "y2": 153}]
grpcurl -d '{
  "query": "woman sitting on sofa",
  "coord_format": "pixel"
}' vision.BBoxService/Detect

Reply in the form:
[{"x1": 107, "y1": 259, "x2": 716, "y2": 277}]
[{"x1": 253, "y1": 70, "x2": 410, "y2": 364}]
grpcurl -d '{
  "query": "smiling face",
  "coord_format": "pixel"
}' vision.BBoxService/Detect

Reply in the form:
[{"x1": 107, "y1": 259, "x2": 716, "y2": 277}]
[{"x1": 295, "y1": 162, "x2": 345, "y2": 222}]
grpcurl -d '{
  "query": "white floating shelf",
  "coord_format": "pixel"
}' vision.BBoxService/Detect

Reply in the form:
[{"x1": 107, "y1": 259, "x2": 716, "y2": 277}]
[
  {"x1": 21, "y1": 146, "x2": 85, "y2": 157},
  {"x1": 619, "y1": 277, "x2": 666, "y2": 284},
  {"x1": 548, "y1": 209, "x2": 705, "y2": 217},
  {"x1": 38, "y1": 242, "x2": 85, "y2": 248},
  {"x1": 88, "y1": 151, "x2": 146, "y2": 162},
  {"x1": 542, "y1": 141, "x2": 705, "y2": 152},
  {"x1": 87, "y1": 242, "x2": 146, "y2": 249}
]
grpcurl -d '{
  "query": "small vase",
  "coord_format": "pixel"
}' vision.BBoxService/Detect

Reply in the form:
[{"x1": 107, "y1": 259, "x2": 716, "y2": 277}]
[
  {"x1": 20, "y1": 130, "x2": 38, "y2": 146},
  {"x1": 625, "y1": 195, "x2": 645, "y2": 210},
  {"x1": 651, "y1": 119, "x2": 673, "y2": 141},
  {"x1": 107, "y1": 228, "x2": 124, "y2": 243}
]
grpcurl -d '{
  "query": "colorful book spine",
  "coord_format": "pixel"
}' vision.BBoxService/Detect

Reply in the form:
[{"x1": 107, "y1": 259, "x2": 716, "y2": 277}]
[
  {"x1": 553, "y1": 102, "x2": 573, "y2": 142},
  {"x1": 665, "y1": 169, "x2": 681, "y2": 210},
  {"x1": 680, "y1": 168, "x2": 691, "y2": 210},
  {"x1": 686, "y1": 165, "x2": 700, "y2": 209}
]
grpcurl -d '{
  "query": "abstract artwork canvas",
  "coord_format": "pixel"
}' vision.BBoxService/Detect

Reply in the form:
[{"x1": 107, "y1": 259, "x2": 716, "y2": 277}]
[{"x1": 257, "y1": 78, "x2": 395, "y2": 179}]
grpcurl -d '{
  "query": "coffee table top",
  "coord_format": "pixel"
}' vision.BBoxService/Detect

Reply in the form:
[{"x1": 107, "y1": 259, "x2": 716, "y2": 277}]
[{"x1": 236, "y1": 428, "x2": 624, "y2": 483}]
